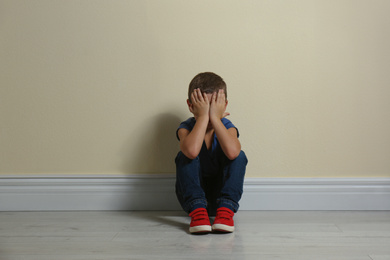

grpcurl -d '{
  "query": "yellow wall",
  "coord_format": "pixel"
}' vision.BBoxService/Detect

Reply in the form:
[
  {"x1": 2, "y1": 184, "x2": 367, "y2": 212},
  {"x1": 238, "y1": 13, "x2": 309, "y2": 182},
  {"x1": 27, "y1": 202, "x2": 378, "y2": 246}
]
[{"x1": 1, "y1": 0, "x2": 389, "y2": 177}]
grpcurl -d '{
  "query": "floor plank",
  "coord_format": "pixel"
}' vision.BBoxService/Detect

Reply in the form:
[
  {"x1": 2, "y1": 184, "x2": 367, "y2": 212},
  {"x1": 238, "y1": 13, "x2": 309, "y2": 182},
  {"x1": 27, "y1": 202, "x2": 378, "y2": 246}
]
[{"x1": 0, "y1": 211, "x2": 389, "y2": 260}]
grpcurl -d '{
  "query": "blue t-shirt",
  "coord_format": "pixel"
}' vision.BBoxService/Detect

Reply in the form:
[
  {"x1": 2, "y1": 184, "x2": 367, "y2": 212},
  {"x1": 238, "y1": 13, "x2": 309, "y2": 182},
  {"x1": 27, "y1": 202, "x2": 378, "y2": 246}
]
[{"x1": 176, "y1": 117, "x2": 239, "y2": 174}]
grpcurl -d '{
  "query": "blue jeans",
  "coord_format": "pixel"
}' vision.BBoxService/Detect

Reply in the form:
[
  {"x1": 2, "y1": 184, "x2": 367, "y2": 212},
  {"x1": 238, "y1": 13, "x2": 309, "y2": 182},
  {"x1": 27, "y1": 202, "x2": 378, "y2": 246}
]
[{"x1": 175, "y1": 150, "x2": 247, "y2": 216}]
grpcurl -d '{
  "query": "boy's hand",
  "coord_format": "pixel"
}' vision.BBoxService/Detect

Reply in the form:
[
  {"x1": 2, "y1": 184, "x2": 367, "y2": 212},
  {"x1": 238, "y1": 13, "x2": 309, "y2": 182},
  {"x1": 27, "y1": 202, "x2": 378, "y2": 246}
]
[
  {"x1": 189, "y1": 88, "x2": 210, "y2": 119},
  {"x1": 210, "y1": 89, "x2": 228, "y2": 121}
]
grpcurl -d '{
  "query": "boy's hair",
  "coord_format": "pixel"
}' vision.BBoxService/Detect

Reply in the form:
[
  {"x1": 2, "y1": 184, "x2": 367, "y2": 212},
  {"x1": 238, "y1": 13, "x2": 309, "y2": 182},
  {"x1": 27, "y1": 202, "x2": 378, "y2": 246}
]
[{"x1": 188, "y1": 72, "x2": 227, "y2": 102}]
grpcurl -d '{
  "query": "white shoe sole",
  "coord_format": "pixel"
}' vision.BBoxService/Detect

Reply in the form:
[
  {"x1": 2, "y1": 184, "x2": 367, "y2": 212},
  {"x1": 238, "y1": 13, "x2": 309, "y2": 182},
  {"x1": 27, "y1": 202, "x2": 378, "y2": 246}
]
[
  {"x1": 212, "y1": 224, "x2": 234, "y2": 233},
  {"x1": 189, "y1": 225, "x2": 212, "y2": 234}
]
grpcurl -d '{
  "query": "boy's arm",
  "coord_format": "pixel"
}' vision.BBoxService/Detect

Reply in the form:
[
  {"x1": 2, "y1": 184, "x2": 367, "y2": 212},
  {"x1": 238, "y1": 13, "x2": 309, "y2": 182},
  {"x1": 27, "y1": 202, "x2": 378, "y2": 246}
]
[
  {"x1": 178, "y1": 89, "x2": 210, "y2": 159},
  {"x1": 210, "y1": 89, "x2": 241, "y2": 160},
  {"x1": 178, "y1": 117, "x2": 208, "y2": 159},
  {"x1": 211, "y1": 120, "x2": 241, "y2": 160}
]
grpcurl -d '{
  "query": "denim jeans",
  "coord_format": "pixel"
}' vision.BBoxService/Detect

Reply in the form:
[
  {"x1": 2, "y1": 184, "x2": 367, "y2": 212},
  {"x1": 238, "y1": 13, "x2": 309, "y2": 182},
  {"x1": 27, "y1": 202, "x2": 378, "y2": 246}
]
[{"x1": 175, "y1": 150, "x2": 247, "y2": 216}]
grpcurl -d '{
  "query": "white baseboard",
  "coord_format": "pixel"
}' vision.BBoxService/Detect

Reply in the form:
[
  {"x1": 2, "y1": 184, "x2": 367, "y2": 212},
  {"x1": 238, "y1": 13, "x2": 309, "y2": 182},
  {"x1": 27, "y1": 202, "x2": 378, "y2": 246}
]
[{"x1": 0, "y1": 175, "x2": 389, "y2": 211}]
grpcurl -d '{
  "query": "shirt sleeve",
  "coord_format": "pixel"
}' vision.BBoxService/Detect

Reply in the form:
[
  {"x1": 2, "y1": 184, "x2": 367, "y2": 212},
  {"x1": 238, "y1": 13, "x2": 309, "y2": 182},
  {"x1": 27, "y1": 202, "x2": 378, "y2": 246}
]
[
  {"x1": 176, "y1": 117, "x2": 196, "y2": 140},
  {"x1": 221, "y1": 118, "x2": 239, "y2": 138}
]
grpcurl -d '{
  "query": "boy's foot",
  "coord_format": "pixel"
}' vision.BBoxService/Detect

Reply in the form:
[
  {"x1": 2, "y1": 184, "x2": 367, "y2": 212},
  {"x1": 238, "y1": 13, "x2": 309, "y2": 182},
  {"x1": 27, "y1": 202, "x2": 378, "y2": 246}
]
[
  {"x1": 189, "y1": 208, "x2": 212, "y2": 234},
  {"x1": 212, "y1": 207, "x2": 235, "y2": 233}
]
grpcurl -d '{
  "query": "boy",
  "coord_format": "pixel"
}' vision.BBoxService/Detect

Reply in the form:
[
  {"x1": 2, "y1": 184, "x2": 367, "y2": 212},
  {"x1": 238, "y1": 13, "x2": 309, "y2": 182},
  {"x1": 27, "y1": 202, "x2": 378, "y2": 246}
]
[{"x1": 175, "y1": 72, "x2": 248, "y2": 234}]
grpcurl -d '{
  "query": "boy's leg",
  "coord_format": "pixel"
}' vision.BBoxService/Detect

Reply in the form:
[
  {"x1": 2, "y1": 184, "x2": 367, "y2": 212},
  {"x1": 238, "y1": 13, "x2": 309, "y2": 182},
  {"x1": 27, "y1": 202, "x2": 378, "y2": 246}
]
[
  {"x1": 175, "y1": 151, "x2": 208, "y2": 214},
  {"x1": 217, "y1": 150, "x2": 248, "y2": 212}
]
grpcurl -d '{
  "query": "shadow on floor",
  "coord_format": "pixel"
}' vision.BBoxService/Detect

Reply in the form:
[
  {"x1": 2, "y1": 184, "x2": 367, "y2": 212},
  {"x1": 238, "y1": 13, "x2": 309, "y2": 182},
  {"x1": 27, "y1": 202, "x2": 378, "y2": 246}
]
[{"x1": 130, "y1": 211, "x2": 190, "y2": 234}]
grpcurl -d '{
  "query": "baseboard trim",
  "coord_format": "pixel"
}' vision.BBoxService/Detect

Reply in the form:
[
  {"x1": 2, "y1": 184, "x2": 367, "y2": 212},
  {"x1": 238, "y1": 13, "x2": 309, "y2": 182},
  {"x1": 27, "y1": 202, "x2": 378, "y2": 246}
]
[{"x1": 1, "y1": 175, "x2": 389, "y2": 211}]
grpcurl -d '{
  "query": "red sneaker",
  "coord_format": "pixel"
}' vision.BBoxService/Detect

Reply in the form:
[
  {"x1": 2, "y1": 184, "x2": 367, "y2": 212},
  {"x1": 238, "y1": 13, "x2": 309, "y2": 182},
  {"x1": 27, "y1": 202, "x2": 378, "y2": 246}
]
[
  {"x1": 212, "y1": 207, "x2": 235, "y2": 233},
  {"x1": 189, "y1": 208, "x2": 212, "y2": 234}
]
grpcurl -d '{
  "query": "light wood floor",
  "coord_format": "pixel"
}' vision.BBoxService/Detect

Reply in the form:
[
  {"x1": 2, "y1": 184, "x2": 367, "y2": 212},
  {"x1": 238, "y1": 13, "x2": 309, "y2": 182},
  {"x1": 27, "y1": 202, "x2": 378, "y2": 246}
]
[{"x1": 0, "y1": 211, "x2": 389, "y2": 260}]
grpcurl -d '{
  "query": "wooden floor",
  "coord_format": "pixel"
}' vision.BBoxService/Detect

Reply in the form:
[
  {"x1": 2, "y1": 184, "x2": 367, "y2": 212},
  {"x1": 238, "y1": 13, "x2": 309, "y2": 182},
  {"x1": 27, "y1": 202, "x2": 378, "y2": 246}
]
[{"x1": 0, "y1": 211, "x2": 389, "y2": 260}]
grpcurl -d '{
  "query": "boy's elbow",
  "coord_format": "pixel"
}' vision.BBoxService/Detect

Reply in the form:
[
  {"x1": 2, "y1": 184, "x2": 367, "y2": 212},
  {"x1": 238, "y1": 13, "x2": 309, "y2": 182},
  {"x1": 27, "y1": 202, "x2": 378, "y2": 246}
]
[
  {"x1": 181, "y1": 147, "x2": 200, "y2": 160},
  {"x1": 226, "y1": 150, "x2": 241, "y2": 161},
  {"x1": 225, "y1": 143, "x2": 242, "y2": 160},
  {"x1": 185, "y1": 151, "x2": 198, "y2": 160}
]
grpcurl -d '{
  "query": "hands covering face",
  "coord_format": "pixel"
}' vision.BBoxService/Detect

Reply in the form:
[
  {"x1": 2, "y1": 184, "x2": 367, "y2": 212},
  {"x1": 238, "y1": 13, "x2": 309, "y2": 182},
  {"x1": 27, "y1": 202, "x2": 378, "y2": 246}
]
[
  {"x1": 189, "y1": 88, "x2": 229, "y2": 120},
  {"x1": 189, "y1": 88, "x2": 210, "y2": 119},
  {"x1": 210, "y1": 89, "x2": 230, "y2": 120}
]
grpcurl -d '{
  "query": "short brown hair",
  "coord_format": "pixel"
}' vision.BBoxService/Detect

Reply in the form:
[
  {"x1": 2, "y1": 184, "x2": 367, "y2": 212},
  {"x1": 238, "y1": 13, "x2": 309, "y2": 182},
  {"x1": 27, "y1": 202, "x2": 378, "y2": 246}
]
[{"x1": 188, "y1": 72, "x2": 227, "y2": 102}]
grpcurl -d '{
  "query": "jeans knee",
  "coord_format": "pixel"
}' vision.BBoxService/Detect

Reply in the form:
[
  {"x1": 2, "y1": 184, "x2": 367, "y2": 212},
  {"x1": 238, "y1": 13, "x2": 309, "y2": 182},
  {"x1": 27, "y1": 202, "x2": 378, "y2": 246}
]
[
  {"x1": 235, "y1": 150, "x2": 248, "y2": 165},
  {"x1": 175, "y1": 151, "x2": 184, "y2": 164},
  {"x1": 175, "y1": 151, "x2": 199, "y2": 165},
  {"x1": 175, "y1": 151, "x2": 187, "y2": 163}
]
